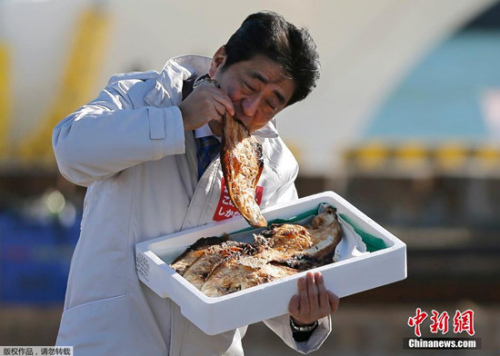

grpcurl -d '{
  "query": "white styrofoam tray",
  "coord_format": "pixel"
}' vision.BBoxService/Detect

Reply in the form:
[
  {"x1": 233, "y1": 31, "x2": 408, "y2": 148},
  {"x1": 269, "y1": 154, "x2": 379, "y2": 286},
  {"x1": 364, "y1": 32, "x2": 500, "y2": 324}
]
[{"x1": 135, "y1": 191, "x2": 407, "y2": 335}]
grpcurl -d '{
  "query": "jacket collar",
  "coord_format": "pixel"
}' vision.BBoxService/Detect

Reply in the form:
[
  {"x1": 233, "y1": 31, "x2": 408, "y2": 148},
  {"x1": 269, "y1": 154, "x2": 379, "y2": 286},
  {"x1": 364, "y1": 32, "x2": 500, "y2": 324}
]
[{"x1": 145, "y1": 55, "x2": 212, "y2": 107}]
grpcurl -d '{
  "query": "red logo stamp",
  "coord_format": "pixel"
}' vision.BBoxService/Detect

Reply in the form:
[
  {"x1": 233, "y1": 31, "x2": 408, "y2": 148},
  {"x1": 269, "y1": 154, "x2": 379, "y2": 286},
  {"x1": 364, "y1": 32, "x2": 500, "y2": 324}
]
[
  {"x1": 213, "y1": 178, "x2": 264, "y2": 221},
  {"x1": 453, "y1": 310, "x2": 475, "y2": 336},
  {"x1": 408, "y1": 308, "x2": 428, "y2": 337},
  {"x1": 408, "y1": 308, "x2": 475, "y2": 337},
  {"x1": 430, "y1": 310, "x2": 450, "y2": 334}
]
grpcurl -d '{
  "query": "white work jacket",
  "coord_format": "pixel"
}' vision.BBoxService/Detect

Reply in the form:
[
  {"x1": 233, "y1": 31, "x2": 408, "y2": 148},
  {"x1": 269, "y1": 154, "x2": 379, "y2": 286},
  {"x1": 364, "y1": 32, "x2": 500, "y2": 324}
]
[{"x1": 53, "y1": 55, "x2": 331, "y2": 355}]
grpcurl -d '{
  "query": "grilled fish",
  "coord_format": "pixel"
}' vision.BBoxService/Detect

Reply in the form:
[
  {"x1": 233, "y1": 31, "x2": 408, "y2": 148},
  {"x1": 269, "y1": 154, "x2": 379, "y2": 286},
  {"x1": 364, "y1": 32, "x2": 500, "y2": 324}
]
[
  {"x1": 254, "y1": 206, "x2": 342, "y2": 269},
  {"x1": 200, "y1": 257, "x2": 298, "y2": 297},
  {"x1": 180, "y1": 241, "x2": 253, "y2": 289},
  {"x1": 221, "y1": 114, "x2": 267, "y2": 227},
  {"x1": 170, "y1": 236, "x2": 229, "y2": 276},
  {"x1": 170, "y1": 207, "x2": 343, "y2": 297}
]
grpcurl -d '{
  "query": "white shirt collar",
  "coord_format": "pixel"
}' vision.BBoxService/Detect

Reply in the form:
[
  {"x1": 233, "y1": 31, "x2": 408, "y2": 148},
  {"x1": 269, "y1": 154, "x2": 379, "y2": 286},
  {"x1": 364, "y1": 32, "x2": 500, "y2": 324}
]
[{"x1": 194, "y1": 124, "x2": 217, "y2": 139}]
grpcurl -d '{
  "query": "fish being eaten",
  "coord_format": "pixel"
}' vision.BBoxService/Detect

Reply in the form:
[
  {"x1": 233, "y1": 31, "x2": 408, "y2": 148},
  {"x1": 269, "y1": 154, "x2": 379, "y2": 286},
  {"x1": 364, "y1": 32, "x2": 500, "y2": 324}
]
[
  {"x1": 221, "y1": 114, "x2": 267, "y2": 228},
  {"x1": 170, "y1": 206, "x2": 343, "y2": 297},
  {"x1": 191, "y1": 76, "x2": 266, "y2": 227}
]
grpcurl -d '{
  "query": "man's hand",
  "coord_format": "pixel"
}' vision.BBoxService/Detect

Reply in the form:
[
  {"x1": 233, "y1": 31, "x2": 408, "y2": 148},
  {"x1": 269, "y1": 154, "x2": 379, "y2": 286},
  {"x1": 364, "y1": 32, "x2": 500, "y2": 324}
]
[
  {"x1": 178, "y1": 84, "x2": 234, "y2": 131},
  {"x1": 289, "y1": 271, "x2": 339, "y2": 326}
]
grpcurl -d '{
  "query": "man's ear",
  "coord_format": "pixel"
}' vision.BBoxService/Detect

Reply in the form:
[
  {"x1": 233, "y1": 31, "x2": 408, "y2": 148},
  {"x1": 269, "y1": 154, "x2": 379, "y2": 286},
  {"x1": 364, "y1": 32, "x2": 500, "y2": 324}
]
[{"x1": 209, "y1": 46, "x2": 227, "y2": 78}]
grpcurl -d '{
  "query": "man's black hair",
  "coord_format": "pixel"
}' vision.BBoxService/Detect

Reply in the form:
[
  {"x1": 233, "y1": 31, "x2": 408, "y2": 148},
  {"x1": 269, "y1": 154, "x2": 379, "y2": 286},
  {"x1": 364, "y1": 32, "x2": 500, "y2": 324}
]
[{"x1": 222, "y1": 11, "x2": 320, "y2": 106}]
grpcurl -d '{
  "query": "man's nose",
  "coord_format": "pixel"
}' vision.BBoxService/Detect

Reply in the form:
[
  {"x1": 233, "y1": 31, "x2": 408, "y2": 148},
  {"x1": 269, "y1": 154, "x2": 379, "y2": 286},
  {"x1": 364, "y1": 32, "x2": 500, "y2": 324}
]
[{"x1": 241, "y1": 95, "x2": 260, "y2": 118}]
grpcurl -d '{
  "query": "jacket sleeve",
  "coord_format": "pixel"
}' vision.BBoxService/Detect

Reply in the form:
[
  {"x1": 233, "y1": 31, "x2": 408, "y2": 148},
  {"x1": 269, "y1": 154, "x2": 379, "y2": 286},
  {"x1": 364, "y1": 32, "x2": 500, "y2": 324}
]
[
  {"x1": 52, "y1": 78, "x2": 185, "y2": 187},
  {"x1": 267, "y1": 172, "x2": 299, "y2": 206},
  {"x1": 263, "y1": 135, "x2": 300, "y2": 207},
  {"x1": 263, "y1": 314, "x2": 332, "y2": 354}
]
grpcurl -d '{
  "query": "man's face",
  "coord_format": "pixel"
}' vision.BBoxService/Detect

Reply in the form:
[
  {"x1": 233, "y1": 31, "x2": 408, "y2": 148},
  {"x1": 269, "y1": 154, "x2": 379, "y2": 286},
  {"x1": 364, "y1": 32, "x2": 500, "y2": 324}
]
[{"x1": 208, "y1": 48, "x2": 296, "y2": 135}]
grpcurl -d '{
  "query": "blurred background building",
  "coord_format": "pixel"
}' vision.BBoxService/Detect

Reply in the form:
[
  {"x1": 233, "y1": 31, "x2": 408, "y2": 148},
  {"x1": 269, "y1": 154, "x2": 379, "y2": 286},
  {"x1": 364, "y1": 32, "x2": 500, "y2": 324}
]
[{"x1": 0, "y1": 0, "x2": 499, "y2": 354}]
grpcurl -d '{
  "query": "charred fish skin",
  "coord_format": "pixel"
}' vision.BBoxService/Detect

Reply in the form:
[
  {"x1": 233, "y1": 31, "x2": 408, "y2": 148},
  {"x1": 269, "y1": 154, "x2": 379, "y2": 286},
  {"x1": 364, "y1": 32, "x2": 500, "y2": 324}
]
[
  {"x1": 255, "y1": 207, "x2": 343, "y2": 267},
  {"x1": 221, "y1": 114, "x2": 267, "y2": 228},
  {"x1": 200, "y1": 259, "x2": 256, "y2": 298},
  {"x1": 304, "y1": 206, "x2": 343, "y2": 261},
  {"x1": 170, "y1": 236, "x2": 229, "y2": 275},
  {"x1": 200, "y1": 255, "x2": 299, "y2": 298},
  {"x1": 179, "y1": 241, "x2": 254, "y2": 289}
]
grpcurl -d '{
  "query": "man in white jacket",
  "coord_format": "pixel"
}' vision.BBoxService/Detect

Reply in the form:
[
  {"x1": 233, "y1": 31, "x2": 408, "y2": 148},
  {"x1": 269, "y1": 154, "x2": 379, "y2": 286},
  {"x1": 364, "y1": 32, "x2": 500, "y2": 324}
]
[{"x1": 53, "y1": 11, "x2": 339, "y2": 355}]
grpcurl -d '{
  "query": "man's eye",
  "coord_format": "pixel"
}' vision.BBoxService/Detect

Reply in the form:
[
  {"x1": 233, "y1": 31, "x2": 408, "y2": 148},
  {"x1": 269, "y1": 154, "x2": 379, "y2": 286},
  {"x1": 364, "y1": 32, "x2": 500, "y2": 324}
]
[
  {"x1": 267, "y1": 101, "x2": 278, "y2": 112},
  {"x1": 243, "y1": 81, "x2": 255, "y2": 91}
]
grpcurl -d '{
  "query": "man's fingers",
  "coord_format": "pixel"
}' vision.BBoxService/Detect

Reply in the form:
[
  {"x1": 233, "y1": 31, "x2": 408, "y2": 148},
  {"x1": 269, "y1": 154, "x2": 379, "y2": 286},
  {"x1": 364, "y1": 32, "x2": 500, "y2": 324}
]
[
  {"x1": 197, "y1": 85, "x2": 234, "y2": 116},
  {"x1": 298, "y1": 276, "x2": 310, "y2": 315},
  {"x1": 291, "y1": 272, "x2": 340, "y2": 325},
  {"x1": 288, "y1": 294, "x2": 300, "y2": 316},
  {"x1": 212, "y1": 101, "x2": 227, "y2": 122},
  {"x1": 212, "y1": 91, "x2": 234, "y2": 117},
  {"x1": 306, "y1": 272, "x2": 319, "y2": 311},
  {"x1": 315, "y1": 272, "x2": 330, "y2": 311},
  {"x1": 191, "y1": 85, "x2": 234, "y2": 119},
  {"x1": 328, "y1": 291, "x2": 340, "y2": 313}
]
